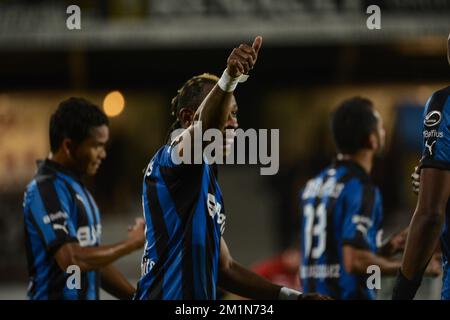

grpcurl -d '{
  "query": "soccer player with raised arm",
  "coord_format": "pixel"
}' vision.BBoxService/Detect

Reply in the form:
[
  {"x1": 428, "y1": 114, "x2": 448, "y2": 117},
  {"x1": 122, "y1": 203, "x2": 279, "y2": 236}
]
[
  {"x1": 299, "y1": 97, "x2": 410, "y2": 299},
  {"x1": 23, "y1": 98, "x2": 145, "y2": 300},
  {"x1": 392, "y1": 36, "x2": 450, "y2": 300},
  {"x1": 135, "y1": 37, "x2": 328, "y2": 300}
]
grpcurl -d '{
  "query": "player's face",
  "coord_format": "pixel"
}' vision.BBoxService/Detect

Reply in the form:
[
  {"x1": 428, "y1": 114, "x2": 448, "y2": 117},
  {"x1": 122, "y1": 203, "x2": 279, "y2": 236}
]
[
  {"x1": 72, "y1": 125, "x2": 109, "y2": 176},
  {"x1": 223, "y1": 96, "x2": 239, "y2": 156},
  {"x1": 373, "y1": 110, "x2": 386, "y2": 154}
]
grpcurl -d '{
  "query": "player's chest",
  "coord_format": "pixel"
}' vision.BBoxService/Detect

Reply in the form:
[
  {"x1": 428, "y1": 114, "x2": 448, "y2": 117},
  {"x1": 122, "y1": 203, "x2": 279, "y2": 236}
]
[{"x1": 70, "y1": 186, "x2": 102, "y2": 247}]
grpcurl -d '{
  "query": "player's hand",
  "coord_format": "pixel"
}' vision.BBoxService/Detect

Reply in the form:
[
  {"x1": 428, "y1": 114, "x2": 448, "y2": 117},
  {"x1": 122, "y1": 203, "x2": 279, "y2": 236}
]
[
  {"x1": 227, "y1": 36, "x2": 263, "y2": 78},
  {"x1": 411, "y1": 166, "x2": 420, "y2": 195},
  {"x1": 127, "y1": 217, "x2": 146, "y2": 250},
  {"x1": 298, "y1": 293, "x2": 333, "y2": 300},
  {"x1": 424, "y1": 254, "x2": 442, "y2": 278}
]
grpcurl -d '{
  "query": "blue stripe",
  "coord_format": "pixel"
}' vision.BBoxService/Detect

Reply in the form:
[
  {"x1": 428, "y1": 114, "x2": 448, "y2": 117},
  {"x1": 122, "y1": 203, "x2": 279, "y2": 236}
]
[
  {"x1": 136, "y1": 181, "x2": 159, "y2": 298},
  {"x1": 25, "y1": 211, "x2": 50, "y2": 299},
  {"x1": 153, "y1": 166, "x2": 183, "y2": 300},
  {"x1": 191, "y1": 165, "x2": 210, "y2": 299}
]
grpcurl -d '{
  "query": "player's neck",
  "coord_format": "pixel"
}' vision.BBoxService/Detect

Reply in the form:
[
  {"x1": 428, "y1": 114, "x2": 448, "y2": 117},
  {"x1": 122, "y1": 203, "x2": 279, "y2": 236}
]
[
  {"x1": 340, "y1": 151, "x2": 373, "y2": 174},
  {"x1": 49, "y1": 151, "x2": 78, "y2": 174}
]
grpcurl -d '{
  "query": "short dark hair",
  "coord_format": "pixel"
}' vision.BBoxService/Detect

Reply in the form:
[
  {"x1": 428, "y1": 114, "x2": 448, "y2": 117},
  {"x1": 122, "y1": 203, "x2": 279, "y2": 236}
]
[
  {"x1": 169, "y1": 73, "x2": 219, "y2": 130},
  {"x1": 50, "y1": 97, "x2": 109, "y2": 153},
  {"x1": 331, "y1": 97, "x2": 378, "y2": 154}
]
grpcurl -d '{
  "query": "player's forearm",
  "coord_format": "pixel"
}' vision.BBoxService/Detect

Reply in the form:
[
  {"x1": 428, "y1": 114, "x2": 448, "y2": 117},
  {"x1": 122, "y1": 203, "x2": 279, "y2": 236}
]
[
  {"x1": 100, "y1": 265, "x2": 135, "y2": 300},
  {"x1": 218, "y1": 260, "x2": 282, "y2": 300},
  {"x1": 401, "y1": 209, "x2": 444, "y2": 279},
  {"x1": 71, "y1": 240, "x2": 138, "y2": 271},
  {"x1": 378, "y1": 241, "x2": 396, "y2": 258},
  {"x1": 344, "y1": 247, "x2": 401, "y2": 276},
  {"x1": 195, "y1": 85, "x2": 234, "y2": 132}
]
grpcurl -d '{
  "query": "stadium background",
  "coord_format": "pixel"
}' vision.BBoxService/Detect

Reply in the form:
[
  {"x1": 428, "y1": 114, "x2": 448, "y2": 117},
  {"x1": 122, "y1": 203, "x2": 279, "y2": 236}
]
[{"x1": 0, "y1": 0, "x2": 448, "y2": 299}]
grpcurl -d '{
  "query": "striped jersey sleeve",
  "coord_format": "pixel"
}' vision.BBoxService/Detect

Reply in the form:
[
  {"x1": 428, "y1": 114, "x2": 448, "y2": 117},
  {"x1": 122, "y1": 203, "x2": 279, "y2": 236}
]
[{"x1": 24, "y1": 176, "x2": 78, "y2": 255}]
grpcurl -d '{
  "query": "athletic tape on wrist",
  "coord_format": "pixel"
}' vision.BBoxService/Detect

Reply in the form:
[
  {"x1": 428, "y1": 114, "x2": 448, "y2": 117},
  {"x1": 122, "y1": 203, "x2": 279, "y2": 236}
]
[
  {"x1": 279, "y1": 287, "x2": 302, "y2": 300},
  {"x1": 217, "y1": 69, "x2": 249, "y2": 92}
]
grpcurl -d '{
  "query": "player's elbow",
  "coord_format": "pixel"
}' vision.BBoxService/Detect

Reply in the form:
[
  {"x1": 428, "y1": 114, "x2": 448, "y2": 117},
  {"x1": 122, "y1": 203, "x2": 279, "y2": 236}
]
[
  {"x1": 342, "y1": 246, "x2": 369, "y2": 275},
  {"x1": 219, "y1": 255, "x2": 234, "y2": 276},
  {"x1": 54, "y1": 244, "x2": 92, "y2": 272},
  {"x1": 414, "y1": 207, "x2": 445, "y2": 229}
]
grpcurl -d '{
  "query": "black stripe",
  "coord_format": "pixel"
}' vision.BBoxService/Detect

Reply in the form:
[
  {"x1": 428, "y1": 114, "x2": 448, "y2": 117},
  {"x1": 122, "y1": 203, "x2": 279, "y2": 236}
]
[
  {"x1": 342, "y1": 184, "x2": 376, "y2": 251},
  {"x1": 359, "y1": 185, "x2": 376, "y2": 219},
  {"x1": 36, "y1": 178, "x2": 67, "y2": 299},
  {"x1": 422, "y1": 87, "x2": 450, "y2": 159},
  {"x1": 79, "y1": 272, "x2": 89, "y2": 300},
  {"x1": 427, "y1": 86, "x2": 449, "y2": 114},
  {"x1": 81, "y1": 189, "x2": 99, "y2": 229},
  {"x1": 305, "y1": 194, "x2": 321, "y2": 293},
  {"x1": 204, "y1": 166, "x2": 217, "y2": 299},
  {"x1": 181, "y1": 216, "x2": 195, "y2": 300},
  {"x1": 146, "y1": 175, "x2": 170, "y2": 300},
  {"x1": 64, "y1": 181, "x2": 91, "y2": 300},
  {"x1": 159, "y1": 164, "x2": 204, "y2": 299},
  {"x1": 60, "y1": 180, "x2": 92, "y2": 300}
]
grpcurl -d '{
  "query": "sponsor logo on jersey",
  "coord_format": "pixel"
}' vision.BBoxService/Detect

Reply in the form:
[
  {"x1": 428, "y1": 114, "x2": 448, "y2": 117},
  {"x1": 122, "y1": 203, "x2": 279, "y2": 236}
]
[
  {"x1": 207, "y1": 193, "x2": 226, "y2": 235},
  {"x1": 77, "y1": 224, "x2": 101, "y2": 247},
  {"x1": 42, "y1": 211, "x2": 69, "y2": 224},
  {"x1": 423, "y1": 129, "x2": 443, "y2": 139}
]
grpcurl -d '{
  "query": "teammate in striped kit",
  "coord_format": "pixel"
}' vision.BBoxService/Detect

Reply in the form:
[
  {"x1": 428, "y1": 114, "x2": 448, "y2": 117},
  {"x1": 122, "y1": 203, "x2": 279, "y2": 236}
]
[
  {"x1": 299, "y1": 97, "x2": 409, "y2": 299},
  {"x1": 135, "y1": 37, "x2": 329, "y2": 300},
  {"x1": 23, "y1": 98, "x2": 145, "y2": 300}
]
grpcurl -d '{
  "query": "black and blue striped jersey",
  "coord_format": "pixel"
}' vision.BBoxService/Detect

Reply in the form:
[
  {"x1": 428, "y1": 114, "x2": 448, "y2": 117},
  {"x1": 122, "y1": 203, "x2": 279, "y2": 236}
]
[
  {"x1": 23, "y1": 159, "x2": 102, "y2": 300},
  {"x1": 419, "y1": 86, "x2": 450, "y2": 300},
  {"x1": 135, "y1": 144, "x2": 226, "y2": 300},
  {"x1": 299, "y1": 160, "x2": 383, "y2": 300}
]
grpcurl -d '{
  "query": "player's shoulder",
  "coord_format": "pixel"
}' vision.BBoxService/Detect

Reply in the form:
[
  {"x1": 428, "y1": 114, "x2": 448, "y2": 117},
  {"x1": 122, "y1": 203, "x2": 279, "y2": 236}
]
[
  {"x1": 426, "y1": 86, "x2": 450, "y2": 113},
  {"x1": 335, "y1": 161, "x2": 378, "y2": 195},
  {"x1": 432, "y1": 85, "x2": 450, "y2": 98},
  {"x1": 25, "y1": 170, "x2": 54, "y2": 194},
  {"x1": 148, "y1": 144, "x2": 176, "y2": 168}
]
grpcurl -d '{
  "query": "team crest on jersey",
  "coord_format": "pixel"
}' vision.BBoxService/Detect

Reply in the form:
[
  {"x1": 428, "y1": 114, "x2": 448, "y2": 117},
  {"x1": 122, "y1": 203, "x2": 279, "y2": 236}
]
[
  {"x1": 424, "y1": 110, "x2": 442, "y2": 127},
  {"x1": 207, "y1": 193, "x2": 226, "y2": 235}
]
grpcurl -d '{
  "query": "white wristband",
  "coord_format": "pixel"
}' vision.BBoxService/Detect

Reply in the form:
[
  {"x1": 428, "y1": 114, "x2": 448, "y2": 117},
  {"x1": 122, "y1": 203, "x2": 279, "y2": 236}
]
[
  {"x1": 217, "y1": 69, "x2": 249, "y2": 92},
  {"x1": 279, "y1": 287, "x2": 302, "y2": 300}
]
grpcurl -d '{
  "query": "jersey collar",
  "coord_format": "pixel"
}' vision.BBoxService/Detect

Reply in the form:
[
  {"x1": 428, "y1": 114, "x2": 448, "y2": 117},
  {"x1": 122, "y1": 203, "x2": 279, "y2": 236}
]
[
  {"x1": 333, "y1": 159, "x2": 371, "y2": 183},
  {"x1": 36, "y1": 159, "x2": 83, "y2": 183}
]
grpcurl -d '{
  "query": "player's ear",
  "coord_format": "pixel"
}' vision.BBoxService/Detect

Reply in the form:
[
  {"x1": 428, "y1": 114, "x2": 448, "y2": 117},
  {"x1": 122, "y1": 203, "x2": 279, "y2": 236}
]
[
  {"x1": 179, "y1": 107, "x2": 195, "y2": 128},
  {"x1": 61, "y1": 138, "x2": 75, "y2": 158},
  {"x1": 368, "y1": 132, "x2": 378, "y2": 151}
]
